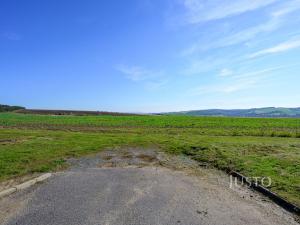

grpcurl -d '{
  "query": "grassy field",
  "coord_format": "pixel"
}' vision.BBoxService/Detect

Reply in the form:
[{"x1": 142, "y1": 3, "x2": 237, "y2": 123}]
[{"x1": 0, "y1": 112, "x2": 299, "y2": 206}]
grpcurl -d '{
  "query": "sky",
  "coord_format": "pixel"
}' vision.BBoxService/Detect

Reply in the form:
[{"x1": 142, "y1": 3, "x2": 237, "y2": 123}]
[{"x1": 1, "y1": 0, "x2": 300, "y2": 113}]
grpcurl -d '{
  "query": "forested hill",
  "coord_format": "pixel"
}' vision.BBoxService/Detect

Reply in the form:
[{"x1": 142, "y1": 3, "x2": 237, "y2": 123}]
[
  {"x1": 0, "y1": 104, "x2": 25, "y2": 112},
  {"x1": 166, "y1": 107, "x2": 300, "y2": 118}
]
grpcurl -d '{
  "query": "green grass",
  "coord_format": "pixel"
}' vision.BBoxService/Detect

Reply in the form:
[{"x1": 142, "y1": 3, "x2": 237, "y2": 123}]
[
  {"x1": 0, "y1": 113, "x2": 300, "y2": 137},
  {"x1": 0, "y1": 113, "x2": 299, "y2": 206}
]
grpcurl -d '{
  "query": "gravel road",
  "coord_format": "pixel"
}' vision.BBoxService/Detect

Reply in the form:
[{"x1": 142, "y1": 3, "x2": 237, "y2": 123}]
[{"x1": 1, "y1": 148, "x2": 298, "y2": 225}]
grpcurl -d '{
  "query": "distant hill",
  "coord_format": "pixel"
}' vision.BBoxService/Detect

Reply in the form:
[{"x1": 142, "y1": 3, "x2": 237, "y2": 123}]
[
  {"x1": 15, "y1": 109, "x2": 141, "y2": 116},
  {"x1": 166, "y1": 107, "x2": 300, "y2": 118},
  {"x1": 0, "y1": 104, "x2": 25, "y2": 112},
  {"x1": 0, "y1": 105, "x2": 141, "y2": 116}
]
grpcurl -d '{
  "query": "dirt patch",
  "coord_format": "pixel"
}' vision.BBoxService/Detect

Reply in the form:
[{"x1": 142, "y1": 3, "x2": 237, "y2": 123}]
[
  {"x1": 96, "y1": 148, "x2": 161, "y2": 168},
  {"x1": 136, "y1": 154, "x2": 157, "y2": 162},
  {"x1": 0, "y1": 138, "x2": 28, "y2": 146},
  {"x1": 67, "y1": 148, "x2": 164, "y2": 170},
  {"x1": 100, "y1": 162, "x2": 116, "y2": 168},
  {"x1": 121, "y1": 152, "x2": 133, "y2": 159},
  {"x1": 0, "y1": 139, "x2": 17, "y2": 145},
  {"x1": 0, "y1": 139, "x2": 14, "y2": 143},
  {"x1": 0, "y1": 174, "x2": 40, "y2": 192},
  {"x1": 101, "y1": 155, "x2": 114, "y2": 160},
  {"x1": 67, "y1": 147, "x2": 209, "y2": 173}
]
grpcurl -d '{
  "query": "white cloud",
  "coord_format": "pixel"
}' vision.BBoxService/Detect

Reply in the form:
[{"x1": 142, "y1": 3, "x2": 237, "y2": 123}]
[
  {"x1": 181, "y1": 0, "x2": 278, "y2": 24},
  {"x1": 144, "y1": 80, "x2": 168, "y2": 91},
  {"x1": 117, "y1": 65, "x2": 164, "y2": 82},
  {"x1": 181, "y1": 16, "x2": 282, "y2": 55},
  {"x1": 248, "y1": 38, "x2": 300, "y2": 58},
  {"x1": 181, "y1": 0, "x2": 300, "y2": 55},
  {"x1": 219, "y1": 18, "x2": 281, "y2": 47},
  {"x1": 116, "y1": 65, "x2": 167, "y2": 90},
  {"x1": 220, "y1": 79, "x2": 259, "y2": 93},
  {"x1": 188, "y1": 77, "x2": 260, "y2": 95},
  {"x1": 271, "y1": 0, "x2": 300, "y2": 17},
  {"x1": 233, "y1": 63, "x2": 300, "y2": 79},
  {"x1": 180, "y1": 0, "x2": 300, "y2": 58},
  {"x1": 219, "y1": 68, "x2": 233, "y2": 77},
  {"x1": 233, "y1": 66, "x2": 282, "y2": 79},
  {"x1": 187, "y1": 64, "x2": 296, "y2": 96},
  {"x1": 182, "y1": 57, "x2": 233, "y2": 76}
]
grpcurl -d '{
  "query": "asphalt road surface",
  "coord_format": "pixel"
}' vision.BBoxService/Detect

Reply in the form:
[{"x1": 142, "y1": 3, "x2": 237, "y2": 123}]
[{"x1": 1, "y1": 148, "x2": 298, "y2": 225}]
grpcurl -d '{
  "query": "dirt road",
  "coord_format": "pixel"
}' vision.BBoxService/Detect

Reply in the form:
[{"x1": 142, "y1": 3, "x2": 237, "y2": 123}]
[{"x1": 1, "y1": 148, "x2": 298, "y2": 225}]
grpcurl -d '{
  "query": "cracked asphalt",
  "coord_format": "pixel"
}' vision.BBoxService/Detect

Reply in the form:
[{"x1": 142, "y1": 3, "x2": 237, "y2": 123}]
[{"x1": 1, "y1": 148, "x2": 298, "y2": 225}]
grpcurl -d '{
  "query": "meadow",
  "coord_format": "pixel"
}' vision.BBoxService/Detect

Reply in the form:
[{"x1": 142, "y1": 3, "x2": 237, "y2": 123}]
[{"x1": 0, "y1": 112, "x2": 299, "y2": 206}]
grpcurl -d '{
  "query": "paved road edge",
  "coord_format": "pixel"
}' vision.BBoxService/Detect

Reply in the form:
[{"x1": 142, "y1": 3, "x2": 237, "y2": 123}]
[
  {"x1": 229, "y1": 171, "x2": 300, "y2": 216},
  {"x1": 0, "y1": 173, "x2": 52, "y2": 198}
]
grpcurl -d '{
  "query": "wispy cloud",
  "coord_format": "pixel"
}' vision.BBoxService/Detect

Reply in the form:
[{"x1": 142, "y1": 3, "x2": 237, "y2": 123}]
[
  {"x1": 248, "y1": 37, "x2": 300, "y2": 58},
  {"x1": 116, "y1": 65, "x2": 167, "y2": 90},
  {"x1": 271, "y1": 0, "x2": 300, "y2": 17},
  {"x1": 181, "y1": 17, "x2": 281, "y2": 55},
  {"x1": 218, "y1": 18, "x2": 280, "y2": 47},
  {"x1": 144, "y1": 80, "x2": 168, "y2": 91},
  {"x1": 187, "y1": 64, "x2": 296, "y2": 96},
  {"x1": 219, "y1": 68, "x2": 233, "y2": 77},
  {"x1": 188, "y1": 77, "x2": 260, "y2": 95},
  {"x1": 181, "y1": 51, "x2": 244, "y2": 76},
  {"x1": 187, "y1": 70, "x2": 265, "y2": 95},
  {"x1": 181, "y1": 0, "x2": 278, "y2": 24},
  {"x1": 181, "y1": 0, "x2": 300, "y2": 55},
  {"x1": 182, "y1": 56, "x2": 234, "y2": 76},
  {"x1": 232, "y1": 64, "x2": 299, "y2": 78},
  {"x1": 117, "y1": 65, "x2": 164, "y2": 82}
]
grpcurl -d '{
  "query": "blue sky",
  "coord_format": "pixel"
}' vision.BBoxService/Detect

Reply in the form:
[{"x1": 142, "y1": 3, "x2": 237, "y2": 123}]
[{"x1": 1, "y1": 0, "x2": 300, "y2": 112}]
